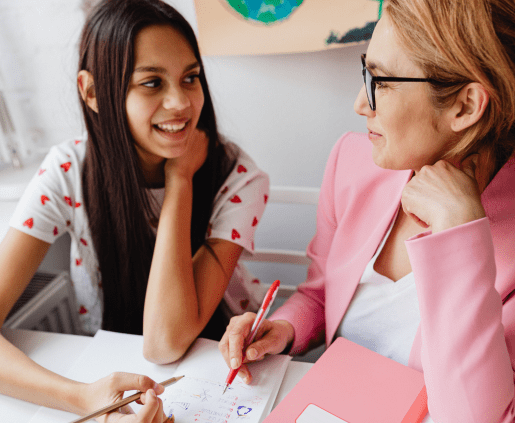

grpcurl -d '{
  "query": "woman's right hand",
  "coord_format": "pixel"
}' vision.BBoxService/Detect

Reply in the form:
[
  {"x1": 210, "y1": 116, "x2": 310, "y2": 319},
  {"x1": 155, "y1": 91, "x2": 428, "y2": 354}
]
[
  {"x1": 80, "y1": 372, "x2": 169, "y2": 423},
  {"x1": 219, "y1": 313, "x2": 295, "y2": 384}
]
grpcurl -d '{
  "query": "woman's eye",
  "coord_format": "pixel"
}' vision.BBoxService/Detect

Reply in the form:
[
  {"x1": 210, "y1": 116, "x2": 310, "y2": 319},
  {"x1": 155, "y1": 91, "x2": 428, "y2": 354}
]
[
  {"x1": 142, "y1": 79, "x2": 161, "y2": 88},
  {"x1": 375, "y1": 81, "x2": 388, "y2": 90},
  {"x1": 184, "y1": 74, "x2": 200, "y2": 84}
]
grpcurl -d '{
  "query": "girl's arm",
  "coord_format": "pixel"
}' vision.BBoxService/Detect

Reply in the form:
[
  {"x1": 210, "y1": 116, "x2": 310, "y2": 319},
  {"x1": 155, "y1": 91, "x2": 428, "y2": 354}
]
[{"x1": 142, "y1": 142, "x2": 244, "y2": 362}]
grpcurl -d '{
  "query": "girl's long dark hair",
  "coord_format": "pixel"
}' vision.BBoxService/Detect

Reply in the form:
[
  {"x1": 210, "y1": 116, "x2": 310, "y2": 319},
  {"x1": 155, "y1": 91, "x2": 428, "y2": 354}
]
[{"x1": 79, "y1": 0, "x2": 236, "y2": 335}]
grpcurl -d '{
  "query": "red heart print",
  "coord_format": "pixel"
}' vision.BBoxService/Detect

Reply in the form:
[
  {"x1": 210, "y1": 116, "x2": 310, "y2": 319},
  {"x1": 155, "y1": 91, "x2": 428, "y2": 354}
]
[
  {"x1": 252, "y1": 278, "x2": 260, "y2": 284},
  {"x1": 75, "y1": 140, "x2": 81, "y2": 145},
  {"x1": 79, "y1": 305, "x2": 88, "y2": 314},
  {"x1": 23, "y1": 218, "x2": 34, "y2": 229},
  {"x1": 231, "y1": 229, "x2": 241, "y2": 240},
  {"x1": 240, "y1": 299, "x2": 250, "y2": 310},
  {"x1": 80, "y1": 238, "x2": 88, "y2": 246},
  {"x1": 38, "y1": 168, "x2": 46, "y2": 176},
  {"x1": 75, "y1": 202, "x2": 81, "y2": 208},
  {"x1": 252, "y1": 217, "x2": 258, "y2": 226},
  {"x1": 64, "y1": 196, "x2": 73, "y2": 206},
  {"x1": 60, "y1": 162, "x2": 71, "y2": 172},
  {"x1": 221, "y1": 186, "x2": 228, "y2": 194},
  {"x1": 230, "y1": 195, "x2": 242, "y2": 203},
  {"x1": 264, "y1": 194, "x2": 268, "y2": 204},
  {"x1": 237, "y1": 164, "x2": 247, "y2": 173},
  {"x1": 41, "y1": 195, "x2": 50, "y2": 205},
  {"x1": 53, "y1": 226, "x2": 58, "y2": 236},
  {"x1": 76, "y1": 258, "x2": 82, "y2": 266}
]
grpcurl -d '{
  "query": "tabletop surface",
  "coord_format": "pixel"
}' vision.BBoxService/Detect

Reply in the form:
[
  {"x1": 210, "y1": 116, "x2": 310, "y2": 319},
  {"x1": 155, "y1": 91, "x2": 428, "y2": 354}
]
[{"x1": 0, "y1": 328, "x2": 312, "y2": 423}]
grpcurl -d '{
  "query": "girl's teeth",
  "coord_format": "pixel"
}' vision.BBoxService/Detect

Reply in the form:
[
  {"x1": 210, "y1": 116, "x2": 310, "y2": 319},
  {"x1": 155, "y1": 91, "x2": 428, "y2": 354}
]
[{"x1": 156, "y1": 122, "x2": 187, "y2": 133}]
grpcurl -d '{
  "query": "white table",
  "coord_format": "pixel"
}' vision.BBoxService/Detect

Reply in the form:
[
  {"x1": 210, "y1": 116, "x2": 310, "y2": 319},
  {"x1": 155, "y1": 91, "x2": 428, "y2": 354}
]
[{"x1": 0, "y1": 328, "x2": 312, "y2": 423}]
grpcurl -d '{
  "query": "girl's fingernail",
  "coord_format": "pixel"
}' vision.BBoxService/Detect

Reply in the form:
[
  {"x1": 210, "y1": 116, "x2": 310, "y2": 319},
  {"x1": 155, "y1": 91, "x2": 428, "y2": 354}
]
[
  {"x1": 149, "y1": 389, "x2": 156, "y2": 398},
  {"x1": 231, "y1": 358, "x2": 239, "y2": 369},
  {"x1": 247, "y1": 348, "x2": 257, "y2": 360}
]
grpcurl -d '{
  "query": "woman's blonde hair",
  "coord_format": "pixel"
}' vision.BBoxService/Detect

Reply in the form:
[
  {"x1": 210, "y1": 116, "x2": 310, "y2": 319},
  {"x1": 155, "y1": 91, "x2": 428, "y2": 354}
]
[{"x1": 386, "y1": 0, "x2": 515, "y2": 175}]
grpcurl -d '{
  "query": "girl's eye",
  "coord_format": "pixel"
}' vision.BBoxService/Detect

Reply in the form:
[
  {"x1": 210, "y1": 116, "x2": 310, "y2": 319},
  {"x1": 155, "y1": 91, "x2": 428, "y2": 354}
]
[
  {"x1": 184, "y1": 74, "x2": 200, "y2": 84},
  {"x1": 142, "y1": 79, "x2": 161, "y2": 88}
]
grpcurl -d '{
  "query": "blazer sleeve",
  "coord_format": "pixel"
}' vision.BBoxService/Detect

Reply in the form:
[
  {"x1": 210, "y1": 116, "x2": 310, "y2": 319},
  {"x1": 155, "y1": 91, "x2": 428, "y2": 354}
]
[
  {"x1": 269, "y1": 136, "x2": 343, "y2": 355},
  {"x1": 406, "y1": 217, "x2": 515, "y2": 423}
]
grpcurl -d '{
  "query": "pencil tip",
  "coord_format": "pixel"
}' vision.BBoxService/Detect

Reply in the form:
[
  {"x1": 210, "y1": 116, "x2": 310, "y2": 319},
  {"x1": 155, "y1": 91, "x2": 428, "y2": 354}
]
[{"x1": 222, "y1": 384, "x2": 227, "y2": 395}]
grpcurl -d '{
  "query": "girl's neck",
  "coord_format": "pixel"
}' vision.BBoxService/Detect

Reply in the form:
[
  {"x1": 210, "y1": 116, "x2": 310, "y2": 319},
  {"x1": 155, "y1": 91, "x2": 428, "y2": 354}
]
[{"x1": 140, "y1": 158, "x2": 166, "y2": 188}]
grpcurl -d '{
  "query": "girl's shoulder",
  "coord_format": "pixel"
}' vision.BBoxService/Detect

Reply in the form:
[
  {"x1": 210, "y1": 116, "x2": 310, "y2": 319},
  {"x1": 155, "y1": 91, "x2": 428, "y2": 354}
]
[
  {"x1": 45, "y1": 136, "x2": 87, "y2": 163},
  {"x1": 40, "y1": 136, "x2": 88, "y2": 182},
  {"x1": 223, "y1": 142, "x2": 266, "y2": 179}
]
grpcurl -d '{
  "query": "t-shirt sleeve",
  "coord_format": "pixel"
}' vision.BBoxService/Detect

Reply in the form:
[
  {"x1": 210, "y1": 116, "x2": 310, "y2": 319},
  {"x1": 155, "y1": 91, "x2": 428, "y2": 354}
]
[
  {"x1": 9, "y1": 143, "x2": 82, "y2": 243},
  {"x1": 207, "y1": 150, "x2": 269, "y2": 253}
]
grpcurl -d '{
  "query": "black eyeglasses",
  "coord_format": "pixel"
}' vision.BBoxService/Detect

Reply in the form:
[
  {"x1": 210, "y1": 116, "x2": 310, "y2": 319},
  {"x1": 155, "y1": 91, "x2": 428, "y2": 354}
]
[{"x1": 361, "y1": 54, "x2": 436, "y2": 111}]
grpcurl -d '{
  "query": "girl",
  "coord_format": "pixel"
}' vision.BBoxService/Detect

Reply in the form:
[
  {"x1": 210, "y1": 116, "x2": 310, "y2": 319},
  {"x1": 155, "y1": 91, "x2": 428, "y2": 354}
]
[
  {"x1": 0, "y1": 0, "x2": 268, "y2": 420},
  {"x1": 219, "y1": 0, "x2": 515, "y2": 421}
]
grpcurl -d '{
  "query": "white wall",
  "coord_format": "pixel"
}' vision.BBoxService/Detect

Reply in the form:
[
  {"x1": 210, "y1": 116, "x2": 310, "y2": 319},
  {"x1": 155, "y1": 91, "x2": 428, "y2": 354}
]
[{"x1": 0, "y1": 0, "x2": 370, "y2": 286}]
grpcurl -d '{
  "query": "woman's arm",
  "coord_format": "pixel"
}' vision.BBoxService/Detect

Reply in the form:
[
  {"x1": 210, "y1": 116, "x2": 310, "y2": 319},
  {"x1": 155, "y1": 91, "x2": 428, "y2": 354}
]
[{"x1": 402, "y1": 158, "x2": 515, "y2": 422}]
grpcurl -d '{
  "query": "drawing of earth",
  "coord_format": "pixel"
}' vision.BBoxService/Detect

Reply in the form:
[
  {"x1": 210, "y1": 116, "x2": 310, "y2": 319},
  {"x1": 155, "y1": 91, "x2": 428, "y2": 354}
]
[{"x1": 221, "y1": 0, "x2": 304, "y2": 25}]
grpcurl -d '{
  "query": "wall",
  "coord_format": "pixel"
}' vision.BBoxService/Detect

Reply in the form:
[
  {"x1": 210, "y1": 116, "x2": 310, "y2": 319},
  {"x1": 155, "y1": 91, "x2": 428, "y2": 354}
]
[{"x1": 0, "y1": 0, "x2": 370, "y2": 286}]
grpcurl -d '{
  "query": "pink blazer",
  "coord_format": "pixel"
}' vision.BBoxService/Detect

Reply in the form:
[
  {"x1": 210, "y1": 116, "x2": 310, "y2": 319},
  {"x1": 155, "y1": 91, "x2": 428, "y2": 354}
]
[{"x1": 271, "y1": 132, "x2": 515, "y2": 422}]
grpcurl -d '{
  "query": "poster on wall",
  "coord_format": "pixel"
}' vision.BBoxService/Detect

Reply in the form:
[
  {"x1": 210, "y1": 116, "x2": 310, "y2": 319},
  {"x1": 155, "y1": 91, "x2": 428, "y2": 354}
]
[{"x1": 193, "y1": 0, "x2": 383, "y2": 56}]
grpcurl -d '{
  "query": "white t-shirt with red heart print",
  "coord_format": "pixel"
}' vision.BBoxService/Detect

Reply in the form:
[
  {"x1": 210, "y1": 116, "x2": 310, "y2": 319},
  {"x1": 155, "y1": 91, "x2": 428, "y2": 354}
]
[{"x1": 9, "y1": 137, "x2": 270, "y2": 335}]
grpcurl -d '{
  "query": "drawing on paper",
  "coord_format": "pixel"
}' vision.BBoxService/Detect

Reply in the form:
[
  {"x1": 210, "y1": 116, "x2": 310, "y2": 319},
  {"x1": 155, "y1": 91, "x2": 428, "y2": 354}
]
[
  {"x1": 237, "y1": 406, "x2": 252, "y2": 416},
  {"x1": 325, "y1": 0, "x2": 383, "y2": 45},
  {"x1": 220, "y1": 0, "x2": 304, "y2": 25}
]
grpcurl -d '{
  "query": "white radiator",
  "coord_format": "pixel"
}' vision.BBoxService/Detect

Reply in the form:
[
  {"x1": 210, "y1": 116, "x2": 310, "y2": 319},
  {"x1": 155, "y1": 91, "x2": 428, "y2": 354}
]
[{"x1": 4, "y1": 271, "x2": 82, "y2": 334}]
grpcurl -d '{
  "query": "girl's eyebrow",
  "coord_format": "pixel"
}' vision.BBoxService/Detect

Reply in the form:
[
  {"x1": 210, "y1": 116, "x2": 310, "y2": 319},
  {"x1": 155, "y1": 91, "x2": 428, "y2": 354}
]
[{"x1": 133, "y1": 62, "x2": 201, "y2": 75}]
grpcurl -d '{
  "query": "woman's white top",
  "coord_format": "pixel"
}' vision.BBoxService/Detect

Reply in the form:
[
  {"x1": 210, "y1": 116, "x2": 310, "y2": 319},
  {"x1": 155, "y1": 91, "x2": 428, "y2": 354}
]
[{"x1": 336, "y1": 210, "x2": 421, "y2": 366}]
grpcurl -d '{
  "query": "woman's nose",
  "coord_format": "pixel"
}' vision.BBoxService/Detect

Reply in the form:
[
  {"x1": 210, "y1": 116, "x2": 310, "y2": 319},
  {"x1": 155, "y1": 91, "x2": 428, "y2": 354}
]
[
  {"x1": 354, "y1": 84, "x2": 373, "y2": 117},
  {"x1": 162, "y1": 85, "x2": 190, "y2": 111}
]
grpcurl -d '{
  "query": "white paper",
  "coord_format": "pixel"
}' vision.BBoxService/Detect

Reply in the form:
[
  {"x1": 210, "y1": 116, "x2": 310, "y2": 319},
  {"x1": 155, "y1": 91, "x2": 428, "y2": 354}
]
[
  {"x1": 162, "y1": 339, "x2": 291, "y2": 422},
  {"x1": 28, "y1": 331, "x2": 290, "y2": 423}
]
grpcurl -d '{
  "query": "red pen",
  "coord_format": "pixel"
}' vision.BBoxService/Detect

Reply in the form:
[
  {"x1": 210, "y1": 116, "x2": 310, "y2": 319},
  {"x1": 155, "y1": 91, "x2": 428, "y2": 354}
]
[{"x1": 222, "y1": 279, "x2": 281, "y2": 394}]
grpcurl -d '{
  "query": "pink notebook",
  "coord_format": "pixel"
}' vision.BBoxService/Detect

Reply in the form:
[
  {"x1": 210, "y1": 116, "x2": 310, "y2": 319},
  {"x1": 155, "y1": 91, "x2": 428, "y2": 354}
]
[{"x1": 264, "y1": 337, "x2": 428, "y2": 423}]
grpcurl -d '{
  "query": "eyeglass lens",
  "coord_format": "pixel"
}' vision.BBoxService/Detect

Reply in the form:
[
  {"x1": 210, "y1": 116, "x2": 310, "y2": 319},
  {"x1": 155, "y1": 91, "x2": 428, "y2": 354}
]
[{"x1": 361, "y1": 57, "x2": 375, "y2": 110}]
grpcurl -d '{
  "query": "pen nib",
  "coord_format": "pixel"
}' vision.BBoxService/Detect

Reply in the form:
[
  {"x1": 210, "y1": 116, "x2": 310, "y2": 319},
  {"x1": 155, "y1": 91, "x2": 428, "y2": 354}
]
[{"x1": 222, "y1": 384, "x2": 228, "y2": 395}]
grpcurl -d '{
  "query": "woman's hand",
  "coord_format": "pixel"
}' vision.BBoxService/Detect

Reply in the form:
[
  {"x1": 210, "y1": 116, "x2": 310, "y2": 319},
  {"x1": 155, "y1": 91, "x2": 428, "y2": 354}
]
[
  {"x1": 164, "y1": 129, "x2": 208, "y2": 183},
  {"x1": 219, "y1": 313, "x2": 295, "y2": 384},
  {"x1": 401, "y1": 155, "x2": 486, "y2": 234},
  {"x1": 80, "y1": 372, "x2": 168, "y2": 423}
]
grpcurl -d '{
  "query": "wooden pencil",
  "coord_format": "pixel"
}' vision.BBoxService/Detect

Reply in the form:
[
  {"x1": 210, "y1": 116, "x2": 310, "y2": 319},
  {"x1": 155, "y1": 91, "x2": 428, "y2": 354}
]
[{"x1": 69, "y1": 375, "x2": 184, "y2": 423}]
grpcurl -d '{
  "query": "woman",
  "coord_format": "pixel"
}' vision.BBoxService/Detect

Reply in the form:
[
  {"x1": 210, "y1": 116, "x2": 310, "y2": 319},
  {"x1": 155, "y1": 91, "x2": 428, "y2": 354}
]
[
  {"x1": 0, "y1": 0, "x2": 268, "y2": 420},
  {"x1": 219, "y1": 0, "x2": 515, "y2": 421}
]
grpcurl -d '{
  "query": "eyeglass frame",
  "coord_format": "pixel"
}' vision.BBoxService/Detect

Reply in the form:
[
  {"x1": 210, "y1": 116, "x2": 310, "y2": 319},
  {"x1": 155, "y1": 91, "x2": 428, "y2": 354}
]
[{"x1": 361, "y1": 54, "x2": 438, "y2": 111}]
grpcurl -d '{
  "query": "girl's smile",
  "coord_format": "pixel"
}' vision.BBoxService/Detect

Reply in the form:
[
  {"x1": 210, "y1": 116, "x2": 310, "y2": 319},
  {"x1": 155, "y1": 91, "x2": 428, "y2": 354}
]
[{"x1": 126, "y1": 24, "x2": 205, "y2": 176}]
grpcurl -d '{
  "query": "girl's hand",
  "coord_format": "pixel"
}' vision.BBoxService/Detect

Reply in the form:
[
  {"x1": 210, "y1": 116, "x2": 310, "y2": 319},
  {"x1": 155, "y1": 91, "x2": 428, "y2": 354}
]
[
  {"x1": 80, "y1": 372, "x2": 168, "y2": 423},
  {"x1": 164, "y1": 129, "x2": 208, "y2": 182},
  {"x1": 219, "y1": 313, "x2": 295, "y2": 384},
  {"x1": 401, "y1": 155, "x2": 486, "y2": 234}
]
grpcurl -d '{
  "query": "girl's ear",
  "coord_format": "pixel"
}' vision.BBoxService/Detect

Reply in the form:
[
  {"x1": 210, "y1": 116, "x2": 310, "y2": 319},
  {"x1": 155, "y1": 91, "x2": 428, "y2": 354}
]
[
  {"x1": 77, "y1": 70, "x2": 99, "y2": 113},
  {"x1": 449, "y1": 82, "x2": 489, "y2": 133}
]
